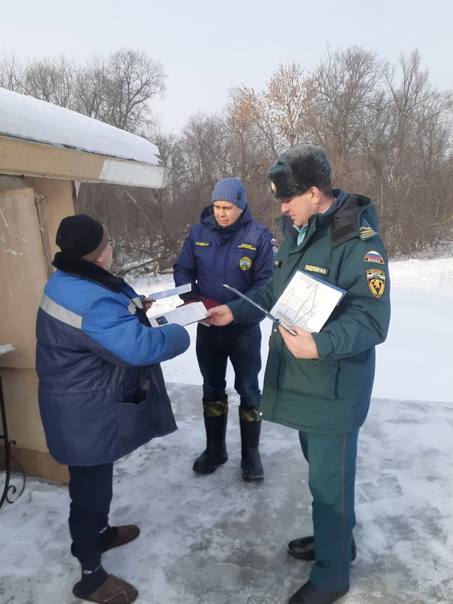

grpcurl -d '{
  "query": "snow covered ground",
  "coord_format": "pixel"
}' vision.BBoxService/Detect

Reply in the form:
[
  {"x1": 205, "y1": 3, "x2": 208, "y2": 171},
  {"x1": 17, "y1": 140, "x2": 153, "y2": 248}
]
[{"x1": 1, "y1": 258, "x2": 452, "y2": 604}]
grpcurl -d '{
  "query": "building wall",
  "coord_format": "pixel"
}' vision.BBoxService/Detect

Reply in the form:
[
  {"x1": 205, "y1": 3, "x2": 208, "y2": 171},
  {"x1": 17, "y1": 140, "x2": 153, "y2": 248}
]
[{"x1": 0, "y1": 176, "x2": 74, "y2": 483}]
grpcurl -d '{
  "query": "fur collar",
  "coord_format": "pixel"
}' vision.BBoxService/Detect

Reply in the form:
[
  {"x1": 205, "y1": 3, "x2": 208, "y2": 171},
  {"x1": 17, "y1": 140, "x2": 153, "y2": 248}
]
[{"x1": 52, "y1": 253, "x2": 126, "y2": 292}]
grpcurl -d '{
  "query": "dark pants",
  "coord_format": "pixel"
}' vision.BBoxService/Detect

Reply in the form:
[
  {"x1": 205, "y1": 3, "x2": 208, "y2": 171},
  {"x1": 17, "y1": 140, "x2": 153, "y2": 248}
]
[
  {"x1": 196, "y1": 324, "x2": 261, "y2": 406},
  {"x1": 68, "y1": 463, "x2": 113, "y2": 571},
  {"x1": 299, "y1": 430, "x2": 359, "y2": 591}
]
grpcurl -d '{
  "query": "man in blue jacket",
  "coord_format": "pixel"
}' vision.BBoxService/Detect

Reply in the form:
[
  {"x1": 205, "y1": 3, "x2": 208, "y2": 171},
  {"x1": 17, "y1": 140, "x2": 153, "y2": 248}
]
[
  {"x1": 36, "y1": 214, "x2": 190, "y2": 604},
  {"x1": 173, "y1": 178, "x2": 274, "y2": 481}
]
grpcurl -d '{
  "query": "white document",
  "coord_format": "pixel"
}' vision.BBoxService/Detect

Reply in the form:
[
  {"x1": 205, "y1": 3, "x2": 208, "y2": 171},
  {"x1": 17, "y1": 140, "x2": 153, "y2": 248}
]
[
  {"x1": 148, "y1": 301, "x2": 207, "y2": 327},
  {"x1": 271, "y1": 271, "x2": 345, "y2": 333},
  {"x1": 146, "y1": 283, "x2": 191, "y2": 300}
]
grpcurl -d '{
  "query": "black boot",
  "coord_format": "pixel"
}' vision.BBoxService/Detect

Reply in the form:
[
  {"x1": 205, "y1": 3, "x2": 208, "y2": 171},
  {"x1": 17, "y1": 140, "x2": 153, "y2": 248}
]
[
  {"x1": 288, "y1": 581, "x2": 348, "y2": 604},
  {"x1": 288, "y1": 535, "x2": 357, "y2": 561},
  {"x1": 239, "y1": 406, "x2": 264, "y2": 481},
  {"x1": 193, "y1": 399, "x2": 228, "y2": 474}
]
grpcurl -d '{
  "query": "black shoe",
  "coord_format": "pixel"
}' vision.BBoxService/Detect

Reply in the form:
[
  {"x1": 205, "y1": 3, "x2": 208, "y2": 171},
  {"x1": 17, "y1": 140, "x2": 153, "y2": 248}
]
[
  {"x1": 288, "y1": 535, "x2": 356, "y2": 562},
  {"x1": 193, "y1": 449, "x2": 228, "y2": 474},
  {"x1": 239, "y1": 407, "x2": 264, "y2": 481},
  {"x1": 288, "y1": 581, "x2": 348, "y2": 604}
]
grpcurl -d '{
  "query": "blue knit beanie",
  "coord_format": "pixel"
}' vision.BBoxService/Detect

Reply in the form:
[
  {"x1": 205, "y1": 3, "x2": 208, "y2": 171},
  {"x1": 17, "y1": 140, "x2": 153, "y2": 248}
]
[{"x1": 211, "y1": 178, "x2": 247, "y2": 210}]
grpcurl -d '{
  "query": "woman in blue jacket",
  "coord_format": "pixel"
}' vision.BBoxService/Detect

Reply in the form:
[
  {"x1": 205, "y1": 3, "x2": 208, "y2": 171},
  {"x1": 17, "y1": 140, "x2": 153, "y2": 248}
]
[
  {"x1": 173, "y1": 178, "x2": 274, "y2": 481},
  {"x1": 36, "y1": 214, "x2": 189, "y2": 604}
]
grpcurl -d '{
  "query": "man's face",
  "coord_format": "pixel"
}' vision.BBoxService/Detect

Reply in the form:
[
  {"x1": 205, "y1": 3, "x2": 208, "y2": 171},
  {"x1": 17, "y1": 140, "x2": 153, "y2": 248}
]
[
  {"x1": 279, "y1": 189, "x2": 318, "y2": 227},
  {"x1": 213, "y1": 200, "x2": 243, "y2": 227},
  {"x1": 95, "y1": 238, "x2": 114, "y2": 271}
]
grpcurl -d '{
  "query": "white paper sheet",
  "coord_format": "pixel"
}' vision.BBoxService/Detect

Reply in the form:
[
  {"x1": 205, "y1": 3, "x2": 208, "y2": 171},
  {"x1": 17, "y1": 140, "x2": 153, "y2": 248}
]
[
  {"x1": 148, "y1": 301, "x2": 207, "y2": 327},
  {"x1": 146, "y1": 283, "x2": 191, "y2": 300},
  {"x1": 271, "y1": 271, "x2": 345, "y2": 333}
]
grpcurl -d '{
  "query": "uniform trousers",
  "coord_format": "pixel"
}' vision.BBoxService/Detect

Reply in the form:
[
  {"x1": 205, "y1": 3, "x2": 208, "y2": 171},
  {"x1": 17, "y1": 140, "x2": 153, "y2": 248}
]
[
  {"x1": 196, "y1": 323, "x2": 261, "y2": 406},
  {"x1": 299, "y1": 429, "x2": 359, "y2": 591},
  {"x1": 68, "y1": 463, "x2": 113, "y2": 571}
]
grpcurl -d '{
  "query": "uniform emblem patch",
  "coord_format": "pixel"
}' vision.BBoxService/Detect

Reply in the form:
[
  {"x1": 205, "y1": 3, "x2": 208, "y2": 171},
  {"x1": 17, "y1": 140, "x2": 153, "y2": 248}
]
[
  {"x1": 366, "y1": 269, "x2": 386, "y2": 299},
  {"x1": 239, "y1": 256, "x2": 252, "y2": 271},
  {"x1": 363, "y1": 250, "x2": 384, "y2": 264}
]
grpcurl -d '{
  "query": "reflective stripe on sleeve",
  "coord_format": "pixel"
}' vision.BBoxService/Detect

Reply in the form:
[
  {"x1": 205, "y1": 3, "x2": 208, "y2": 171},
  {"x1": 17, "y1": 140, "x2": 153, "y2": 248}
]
[{"x1": 39, "y1": 293, "x2": 82, "y2": 329}]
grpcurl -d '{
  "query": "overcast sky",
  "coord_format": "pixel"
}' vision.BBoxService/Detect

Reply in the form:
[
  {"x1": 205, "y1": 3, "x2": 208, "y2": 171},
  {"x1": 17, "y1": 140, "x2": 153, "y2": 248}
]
[{"x1": 1, "y1": 0, "x2": 452, "y2": 134}]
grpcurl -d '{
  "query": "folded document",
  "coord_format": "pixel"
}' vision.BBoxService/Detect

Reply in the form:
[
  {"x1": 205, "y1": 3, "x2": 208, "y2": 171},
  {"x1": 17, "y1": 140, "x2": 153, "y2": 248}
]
[{"x1": 148, "y1": 301, "x2": 207, "y2": 327}]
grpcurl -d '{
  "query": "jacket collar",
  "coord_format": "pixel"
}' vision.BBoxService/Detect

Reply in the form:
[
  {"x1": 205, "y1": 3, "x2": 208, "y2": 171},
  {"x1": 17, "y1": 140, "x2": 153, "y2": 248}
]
[
  {"x1": 52, "y1": 253, "x2": 126, "y2": 292},
  {"x1": 275, "y1": 189, "x2": 349, "y2": 237},
  {"x1": 275, "y1": 189, "x2": 375, "y2": 248}
]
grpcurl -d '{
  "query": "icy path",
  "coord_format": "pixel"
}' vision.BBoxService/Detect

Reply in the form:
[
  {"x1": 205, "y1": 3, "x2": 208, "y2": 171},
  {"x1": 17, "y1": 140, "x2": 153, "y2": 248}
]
[{"x1": 1, "y1": 385, "x2": 452, "y2": 603}]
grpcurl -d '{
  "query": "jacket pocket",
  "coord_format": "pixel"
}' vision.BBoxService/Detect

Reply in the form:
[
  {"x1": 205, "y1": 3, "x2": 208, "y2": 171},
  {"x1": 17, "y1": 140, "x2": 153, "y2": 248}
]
[
  {"x1": 114, "y1": 397, "x2": 152, "y2": 451},
  {"x1": 281, "y1": 355, "x2": 339, "y2": 400}
]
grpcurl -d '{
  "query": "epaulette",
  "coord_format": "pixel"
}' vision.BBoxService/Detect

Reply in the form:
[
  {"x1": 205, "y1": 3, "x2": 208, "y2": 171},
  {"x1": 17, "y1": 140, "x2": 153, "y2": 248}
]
[
  {"x1": 331, "y1": 195, "x2": 374, "y2": 247},
  {"x1": 359, "y1": 219, "x2": 377, "y2": 240}
]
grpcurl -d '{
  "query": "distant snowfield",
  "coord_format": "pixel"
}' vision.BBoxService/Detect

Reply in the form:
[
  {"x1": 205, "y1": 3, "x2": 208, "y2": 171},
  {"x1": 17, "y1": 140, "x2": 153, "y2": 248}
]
[{"x1": 135, "y1": 257, "x2": 453, "y2": 404}]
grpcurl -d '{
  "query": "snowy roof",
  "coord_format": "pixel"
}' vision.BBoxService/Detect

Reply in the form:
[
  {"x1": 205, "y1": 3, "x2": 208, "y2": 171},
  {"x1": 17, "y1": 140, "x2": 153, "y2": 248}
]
[{"x1": 0, "y1": 87, "x2": 159, "y2": 164}]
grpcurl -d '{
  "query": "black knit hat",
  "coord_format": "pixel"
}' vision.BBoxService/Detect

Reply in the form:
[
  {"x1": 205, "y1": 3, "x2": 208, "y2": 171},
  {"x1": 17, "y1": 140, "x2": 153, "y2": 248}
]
[
  {"x1": 55, "y1": 214, "x2": 108, "y2": 261},
  {"x1": 268, "y1": 144, "x2": 332, "y2": 199}
]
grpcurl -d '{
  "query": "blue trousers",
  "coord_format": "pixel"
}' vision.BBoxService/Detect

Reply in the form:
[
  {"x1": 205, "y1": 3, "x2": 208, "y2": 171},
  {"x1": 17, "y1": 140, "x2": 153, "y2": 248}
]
[
  {"x1": 196, "y1": 324, "x2": 261, "y2": 406},
  {"x1": 299, "y1": 430, "x2": 359, "y2": 591},
  {"x1": 68, "y1": 463, "x2": 113, "y2": 571}
]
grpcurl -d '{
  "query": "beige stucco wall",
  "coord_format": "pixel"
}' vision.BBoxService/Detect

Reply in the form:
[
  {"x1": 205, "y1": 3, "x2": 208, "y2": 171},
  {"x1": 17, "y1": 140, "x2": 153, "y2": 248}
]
[
  {"x1": 0, "y1": 179, "x2": 48, "y2": 368},
  {"x1": 26, "y1": 178, "x2": 75, "y2": 261},
  {"x1": 0, "y1": 176, "x2": 73, "y2": 482}
]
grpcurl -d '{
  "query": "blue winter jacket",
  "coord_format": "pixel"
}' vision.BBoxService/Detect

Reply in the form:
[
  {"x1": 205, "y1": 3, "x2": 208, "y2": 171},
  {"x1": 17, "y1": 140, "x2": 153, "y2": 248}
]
[
  {"x1": 36, "y1": 257, "x2": 190, "y2": 466},
  {"x1": 173, "y1": 205, "x2": 274, "y2": 326}
]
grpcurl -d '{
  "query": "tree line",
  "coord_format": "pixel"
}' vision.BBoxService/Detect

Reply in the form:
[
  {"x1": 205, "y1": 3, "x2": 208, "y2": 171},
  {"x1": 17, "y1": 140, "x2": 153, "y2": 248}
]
[{"x1": 1, "y1": 47, "x2": 452, "y2": 272}]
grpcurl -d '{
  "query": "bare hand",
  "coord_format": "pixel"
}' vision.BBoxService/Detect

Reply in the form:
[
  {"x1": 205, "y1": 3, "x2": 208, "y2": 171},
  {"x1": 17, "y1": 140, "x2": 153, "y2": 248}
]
[
  {"x1": 143, "y1": 298, "x2": 155, "y2": 311},
  {"x1": 278, "y1": 325, "x2": 319, "y2": 359},
  {"x1": 206, "y1": 305, "x2": 234, "y2": 326}
]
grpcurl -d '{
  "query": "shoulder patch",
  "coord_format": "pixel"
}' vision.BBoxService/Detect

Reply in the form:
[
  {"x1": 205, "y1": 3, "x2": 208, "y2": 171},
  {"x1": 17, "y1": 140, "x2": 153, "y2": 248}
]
[
  {"x1": 366, "y1": 268, "x2": 386, "y2": 299},
  {"x1": 363, "y1": 250, "x2": 385, "y2": 264},
  {"x1": 195, "y1": 241, "x2": 211, "y2": 247}
]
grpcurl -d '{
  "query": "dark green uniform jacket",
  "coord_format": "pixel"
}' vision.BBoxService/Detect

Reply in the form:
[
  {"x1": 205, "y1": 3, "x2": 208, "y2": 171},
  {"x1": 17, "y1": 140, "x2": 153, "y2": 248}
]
[{"x1": 228, "y1": 190, "x2": 391, "y2": 434}]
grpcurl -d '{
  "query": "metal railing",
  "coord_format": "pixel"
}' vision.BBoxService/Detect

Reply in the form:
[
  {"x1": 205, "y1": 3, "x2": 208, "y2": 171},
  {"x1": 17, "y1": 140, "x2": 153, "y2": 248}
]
[{"x1": 0, "y1": 376, "x2": 26, "y2": 510}]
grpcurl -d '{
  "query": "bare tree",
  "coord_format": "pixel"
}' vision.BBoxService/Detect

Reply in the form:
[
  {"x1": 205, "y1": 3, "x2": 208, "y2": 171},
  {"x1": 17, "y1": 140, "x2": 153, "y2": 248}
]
[
  {"x1": 23, "y1": 55, "x2": 76, "y2": 108},
  {"x1": 231, "y1": 63, "x2": 316, "y2": 156},
  {"x1": 0, "y1": 53, "x2": 25, "y2": 92},
  {"x1": 311, "y1": 47, "x2": 387, "y2": 181},
  {"x1": 73, "y1": 56, "x2": 111, "y2": 122},
  {"x1": 104, "y1": 49, "x2": 165, "y2": 132},
  {"x1": 2, "y1": 47, "x2": 451, "y2": 263}
]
